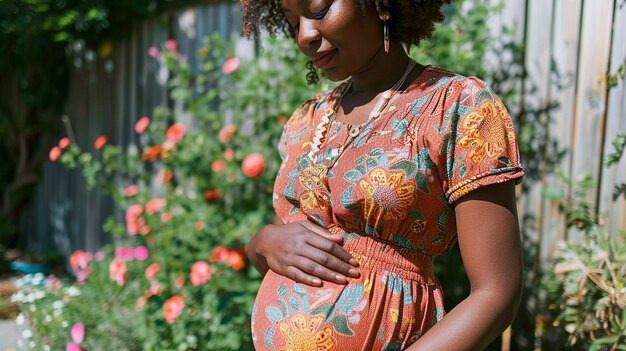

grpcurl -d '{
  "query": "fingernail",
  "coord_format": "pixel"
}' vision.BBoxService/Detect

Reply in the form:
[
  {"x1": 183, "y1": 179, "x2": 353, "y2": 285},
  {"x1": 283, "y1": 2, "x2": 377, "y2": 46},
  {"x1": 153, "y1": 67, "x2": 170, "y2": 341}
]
[
  {"x1": 348, "y1": 268, "x2": 360, "y2": 277},
  {"x1": 336, "y1": 274, "x2": 348, "y2": 284},
  {"x1": 311, "y1": 278, "x2": 321, "y2": 285},
  {"x1": 349, "y1": 258, "x2": 359, "y2": 266}
]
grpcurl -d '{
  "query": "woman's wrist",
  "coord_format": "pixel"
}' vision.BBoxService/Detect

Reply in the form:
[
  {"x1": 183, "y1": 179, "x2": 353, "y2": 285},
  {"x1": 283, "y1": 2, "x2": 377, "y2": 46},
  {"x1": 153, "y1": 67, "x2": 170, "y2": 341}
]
[{"x1": 248, "y1": 224, "x2": 271, "y2": 275}]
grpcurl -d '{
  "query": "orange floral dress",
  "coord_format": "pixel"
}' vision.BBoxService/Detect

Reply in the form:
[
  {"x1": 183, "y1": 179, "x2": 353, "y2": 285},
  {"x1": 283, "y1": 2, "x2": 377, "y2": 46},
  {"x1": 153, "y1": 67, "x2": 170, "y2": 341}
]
[{"x1": 251, "y1": 66, "x2": 524, "y2": 350}]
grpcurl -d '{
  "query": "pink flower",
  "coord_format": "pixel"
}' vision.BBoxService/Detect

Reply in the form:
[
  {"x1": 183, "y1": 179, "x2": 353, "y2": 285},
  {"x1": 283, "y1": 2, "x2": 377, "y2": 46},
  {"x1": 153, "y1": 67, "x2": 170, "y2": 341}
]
[
  {"x1": 224, "y1": 148, "x2": 234, "y2": 161},
  {"x1": 71, "y1": 322, "x2": 84, "y2": 344},
  {"x1": 242, "y1": 153, "x2": 265, "y2": 178},
  {"x1": 135, "y1": 116, "x2": 150, "y2": 134},
  {"x1": 148, "y1": 46, "x2": 159, "y2": 58},
  {"x1": 94, "y1": 251, "x2": 105, "y2": 261},
  {"x1": 134, "y1": 246, "x2": 149, "y2": 261},
  {"x1": 109, "y1": 259, "x2": 127, "y2": 286},
  {"x1": 124, "y1": 185, "x2": 139, "y2": 197},
  {"x1": 145, "y1": 263, "x2": 160, "y2": 280},
  {"x1": 115, "y1": 247, "x2": 134, "y2": 261},
  {"x1": 175, "y1": 275, "x2": 185, "y2": 288},
  {"x1": 195, "y1": 221, "x2": 205, "y2": 231},
  {"x1": 49, "y1": 146, "x2": 62, "y2": 161},
  {"x1": 166, "y1": 123, "x2": 185, "y2": 143},
  {"x1": 222, "y1": 57, "x2": 240, "y2": 74},
  {"x1": 59, "y1": 137, "x2": 71, "y2": 149},
  {"x1": 66, "y1": 342, "x2": 84, "y2": 351},
  {"x1": 211, "y1": 160, "x2": 226, "y2": 172},
  {"x1": 189, "y1": 261, "x2": 212, "y2": 286},
  {"x1": 160, "y1": 212, "x2": 173, "y2": 222},
  {"x1": 218, "y1": 124, "x2": 237, "y2": 143},
  {"x1": 125, "y1": 204, "x2": 144, "y2": 235},
  {"x1": 135, "y1": 296, "x2": 148, "y2": 311},
  {"x1": 149, "y1": 281, "x2": 162, "y2": 295},
  {"x1": 70, "y1": 250, "x2": 92, "y2": 272},
  {"x1": 165, "y1": 39, "x2": 177, "y2": 53},
  {"x1": 210, "y1": 246, "x2": 229, "y2": 262},
  {"x1": 146, "y1": 198, "x2": 166, "y2": 215},
  {"x1": 163, "y1": 296, "x2": 185, "y2": 324},
  {"x1": 94, "y1": 136, "x2": 107, "y2": 150}
]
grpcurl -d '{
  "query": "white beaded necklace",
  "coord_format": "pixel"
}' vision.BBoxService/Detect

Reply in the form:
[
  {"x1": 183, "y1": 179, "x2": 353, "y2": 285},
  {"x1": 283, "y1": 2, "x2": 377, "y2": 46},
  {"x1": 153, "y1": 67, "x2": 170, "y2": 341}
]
[{"x1": 307, "y1": 59, "x2": 417, "y2": 168}]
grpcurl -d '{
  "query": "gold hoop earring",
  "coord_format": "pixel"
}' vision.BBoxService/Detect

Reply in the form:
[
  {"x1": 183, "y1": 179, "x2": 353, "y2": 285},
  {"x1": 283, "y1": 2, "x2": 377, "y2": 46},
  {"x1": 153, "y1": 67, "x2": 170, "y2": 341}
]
[{"x1": 379, "y1": 9, "x2": 390, "y2": 53}]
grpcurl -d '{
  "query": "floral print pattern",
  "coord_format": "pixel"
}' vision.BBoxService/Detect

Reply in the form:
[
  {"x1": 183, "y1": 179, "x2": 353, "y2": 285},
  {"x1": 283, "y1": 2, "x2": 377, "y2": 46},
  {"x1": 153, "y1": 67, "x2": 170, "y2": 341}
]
[{"x1": 254, "y1": 66, "x2": 524, "y2": 350}]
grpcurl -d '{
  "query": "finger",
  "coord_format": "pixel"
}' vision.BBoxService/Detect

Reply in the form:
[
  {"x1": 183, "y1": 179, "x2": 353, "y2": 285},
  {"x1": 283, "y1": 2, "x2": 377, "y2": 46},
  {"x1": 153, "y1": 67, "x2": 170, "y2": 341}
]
[
  {"x1": 297, "y1": 221, "x2": 332, "y2": 236},
  {"x1": 283, "y1": 266, "x2": 324, "y2": 287},
  {"x1": 300, "y1": 247, "x2": 359, "y2": 279},
  {"x1": 293, "y1": 257, "x2": 350, "y2": 284},
  {"x1": 305, "y1": 234, "x2": 360, "y2": 269}
]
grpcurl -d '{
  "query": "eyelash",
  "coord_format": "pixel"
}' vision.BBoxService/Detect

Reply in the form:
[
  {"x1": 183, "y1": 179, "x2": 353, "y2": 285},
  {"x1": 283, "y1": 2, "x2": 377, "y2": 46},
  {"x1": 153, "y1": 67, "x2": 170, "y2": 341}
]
[{"x1": 290, "y1": 5, "x2": 331, "y2": 30}]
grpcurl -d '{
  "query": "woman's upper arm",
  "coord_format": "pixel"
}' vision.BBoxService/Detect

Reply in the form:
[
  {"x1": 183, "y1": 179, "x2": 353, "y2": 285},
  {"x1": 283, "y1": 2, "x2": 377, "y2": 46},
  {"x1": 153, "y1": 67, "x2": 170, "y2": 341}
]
[{"x1": 453, "y1": 180, "x2": 523, "y2": 297}]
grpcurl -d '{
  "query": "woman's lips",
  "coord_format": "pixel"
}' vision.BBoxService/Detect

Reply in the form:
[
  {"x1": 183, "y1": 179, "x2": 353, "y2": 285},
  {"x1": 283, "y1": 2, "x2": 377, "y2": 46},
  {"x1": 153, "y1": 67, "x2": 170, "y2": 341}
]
[{"x1": 312, "y1": 49, "x2": 338, "y2": 69}]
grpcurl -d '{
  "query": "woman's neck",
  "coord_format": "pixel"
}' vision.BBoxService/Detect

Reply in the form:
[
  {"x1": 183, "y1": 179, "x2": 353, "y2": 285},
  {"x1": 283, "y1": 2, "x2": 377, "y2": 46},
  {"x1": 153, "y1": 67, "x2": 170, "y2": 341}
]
[{"x1": 348, "y1": 41, "x2": 413, "y2": 95}]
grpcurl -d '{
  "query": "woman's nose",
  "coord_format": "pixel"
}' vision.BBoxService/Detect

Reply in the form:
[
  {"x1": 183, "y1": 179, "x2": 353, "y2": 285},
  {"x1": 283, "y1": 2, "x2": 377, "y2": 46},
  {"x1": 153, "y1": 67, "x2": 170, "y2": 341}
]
[{"x1": 297, "y1": 17, "x2": 322, "y2": 48}]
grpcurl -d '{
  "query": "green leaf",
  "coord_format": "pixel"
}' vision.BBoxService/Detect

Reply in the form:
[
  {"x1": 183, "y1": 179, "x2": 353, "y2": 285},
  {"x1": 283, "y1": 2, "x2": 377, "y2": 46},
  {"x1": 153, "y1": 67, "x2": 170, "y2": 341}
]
[{"x1": 332, "y1": 315, "x2": 354, "y2": 336}]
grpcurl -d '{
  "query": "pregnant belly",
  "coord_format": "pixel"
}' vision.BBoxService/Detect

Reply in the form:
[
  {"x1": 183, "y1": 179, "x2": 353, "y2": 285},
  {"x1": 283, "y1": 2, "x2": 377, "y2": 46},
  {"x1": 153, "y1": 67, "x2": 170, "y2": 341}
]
[{"x1": 251, "y1": 253, "x2": 445, "y2": 351}]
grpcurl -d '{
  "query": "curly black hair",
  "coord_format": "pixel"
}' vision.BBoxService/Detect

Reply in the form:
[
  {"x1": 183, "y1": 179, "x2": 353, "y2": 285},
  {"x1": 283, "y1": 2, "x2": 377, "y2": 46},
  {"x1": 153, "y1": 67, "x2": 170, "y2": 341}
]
[{"x1": 240, "y1": 0, "x2": 451, "y2": 83}]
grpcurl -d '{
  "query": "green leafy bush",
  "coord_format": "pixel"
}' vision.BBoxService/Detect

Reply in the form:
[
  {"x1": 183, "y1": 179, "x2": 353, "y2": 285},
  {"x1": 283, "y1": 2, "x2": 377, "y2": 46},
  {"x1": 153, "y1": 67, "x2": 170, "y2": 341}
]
[
  {"x1": 14, "y1": 35, "x2": 317, "y2": 351},
  {"x1": 541, "y1": 133, "x2": 626, "y2": 351}
]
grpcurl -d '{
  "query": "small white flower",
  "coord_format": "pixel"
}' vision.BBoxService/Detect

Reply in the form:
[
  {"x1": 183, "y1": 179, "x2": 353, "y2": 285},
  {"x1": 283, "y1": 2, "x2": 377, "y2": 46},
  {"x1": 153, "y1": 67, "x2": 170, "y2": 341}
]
[
  {"x1": 16, "y1": 313, "x2": 25, "y2": 325},
  {"x1": 29, "y1": 305, "x2": 36, "y2": 312},
  {"x1": 17, "y1": 339, "x2": 23, "y2": 348},
  {"x1": 52, "y1": 301, "x2": 64, "y2": 310},
  {"x1": 29, "y1": 341, "x2": 36, "y2": 348},
  {"x1": 11, "y1": 291, "x2": 25, "y2": 303},
  {"x1": 33, "y1": 291, "x2": 45, "y2": 300},
  {"x1": 44, "y1": 315, "x2": 52, "y2": 323},
  {"x1": 22, "y1": 329, "x2": 32, "y2": 339},
  {"x1": 65, "y1": 286, "x2": 81, "y2": 297},
  {"x1": 53, "y1": 309, "x2": 62, "y2": 318},
  {"x1": 61, "y1": 320, "x2": 69, "y2": 328},
  {"x1": 44, "y1": 345, "x2": 51, "y2": 351}
]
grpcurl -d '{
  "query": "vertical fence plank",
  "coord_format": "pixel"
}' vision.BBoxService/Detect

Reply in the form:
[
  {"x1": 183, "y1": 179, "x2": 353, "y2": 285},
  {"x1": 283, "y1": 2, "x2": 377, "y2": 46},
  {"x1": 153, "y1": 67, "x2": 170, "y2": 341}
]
[
  {"x1": 599, "y1": 0, "x2": 626, "y2": 235},
  {"x1": 569, "y1": 0, "x2": 615, "y2": 242},
  {"x1": 539, "y1": 0, "x2": 583, "y2": 263}
]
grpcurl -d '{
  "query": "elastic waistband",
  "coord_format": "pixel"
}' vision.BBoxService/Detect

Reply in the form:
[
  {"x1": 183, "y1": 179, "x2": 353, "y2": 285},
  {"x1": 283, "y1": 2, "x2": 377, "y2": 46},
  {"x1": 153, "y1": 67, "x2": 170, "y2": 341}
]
[{"x1": 340, "y1": 232, "x2": 435, "y2": 284}]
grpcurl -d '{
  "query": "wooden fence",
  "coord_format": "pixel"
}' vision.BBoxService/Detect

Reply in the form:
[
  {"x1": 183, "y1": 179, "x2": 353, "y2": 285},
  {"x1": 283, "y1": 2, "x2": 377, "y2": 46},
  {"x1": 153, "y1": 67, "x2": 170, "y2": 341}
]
[
  {"x1": 19, "y1": 0, "x2": 626, "y2": 349},
  {"x1": 20, "y1": 3, "x2": 249, "y2": 253}
]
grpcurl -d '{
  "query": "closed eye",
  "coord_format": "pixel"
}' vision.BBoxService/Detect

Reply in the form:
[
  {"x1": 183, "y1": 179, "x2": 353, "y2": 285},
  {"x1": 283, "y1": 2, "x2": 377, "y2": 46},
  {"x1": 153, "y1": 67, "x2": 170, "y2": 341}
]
[{"x1": 289, "y1": 4, "x2": 332, "y2": 31}]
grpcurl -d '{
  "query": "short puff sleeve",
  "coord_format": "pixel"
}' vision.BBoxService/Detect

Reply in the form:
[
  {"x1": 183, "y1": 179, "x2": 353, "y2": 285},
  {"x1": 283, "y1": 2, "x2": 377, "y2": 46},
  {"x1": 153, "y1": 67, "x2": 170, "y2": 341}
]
[{"x1": 428, "y1": 77, "x2": 524, "y2": 203}]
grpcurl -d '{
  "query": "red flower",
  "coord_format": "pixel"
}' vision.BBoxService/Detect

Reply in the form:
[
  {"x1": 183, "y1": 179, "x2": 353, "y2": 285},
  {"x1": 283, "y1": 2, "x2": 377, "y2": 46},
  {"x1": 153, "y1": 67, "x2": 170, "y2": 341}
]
[
  {"x1": 218, "y1": 124, "x2": 237, "y2": 143},
  {"x1": 135, "y1": 116, "x2": 150, "y2": 134},
  {"x1": 211, "y1": 160, "x2": 226, "y2": 172},
  {"x1": 142, "y1": 145, "x2": 163, "y2": 161},
  {"x1": 165, "y1": 39, "x2": 177, "y2": 53},
  {"x1": 166, "y1": 123, "x2": 185, "y2": 143},
  {"x1": 210, "y1": 246, "x2": 229, "y2": 262},
  {"x1": 135, "y1": 296, "x2": 148, "y2": 311},
  {"x1": 59, "y1": 137, "x2": 71, "y2": 149},
  {"x1": 124, "y1": 185, "x2": 139, "y2": 197},
  {"x1": 242, "y1": 153, "x2": 265, "y2": 178},
  {"x1": 194, "y1": 221, "x2": 205, "y2": 231},
  {"x1": 163, "y1": 296, "x2": 184, "y2": 324},
  {"x1": 224, "y1": 148, "x2": 234, "y2": 161},
  {"x1": 277, "y1": 115, "x2": 288, "y2": 124},
  {"x1": 49, "y1": 146, "x2": 62, "y2": 161},
  {"x1": 145, "y1": 263, "x2": 160, "y2": 280},
  {"x1": 175, "y1": 275, "x2": 185, "y2": 288},
  {"x1": 125, "y1": 204, "x2": 144, "y2": 235},
  {"x1": 94, "y1": 136, "x2": 107, "y2": 150},
  {"x1": 189, "y1": 261, "x2": 212, "y2": 286},
  {"x1": 109, "y1": 259, "x2": 127, "y2": 286},
  {"x1": 226, "y1": 249, "x2": 246, "y2": 271},
  {"x1": 203, "y1": 189, "x2": 221, "y2": 203},
  {"x1": 146, "y1": 198, "x2": 166, "y2": 215},
  {"x1": 156, "y1": 169, "x2": 173, "y2": 183},
  {"x1": 222, "y1": 57, "x2": 240, "y2": 74},
  {"x1": 160, "y1": 212, "x2": 173, "y2": 223}
]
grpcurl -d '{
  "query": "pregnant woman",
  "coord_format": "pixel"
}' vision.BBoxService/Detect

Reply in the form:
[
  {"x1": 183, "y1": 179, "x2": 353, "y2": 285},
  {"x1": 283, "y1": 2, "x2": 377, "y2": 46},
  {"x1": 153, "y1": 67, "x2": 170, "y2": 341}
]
[{"x1": 242, "y1": 0, "x2": 525, "y2": 349}]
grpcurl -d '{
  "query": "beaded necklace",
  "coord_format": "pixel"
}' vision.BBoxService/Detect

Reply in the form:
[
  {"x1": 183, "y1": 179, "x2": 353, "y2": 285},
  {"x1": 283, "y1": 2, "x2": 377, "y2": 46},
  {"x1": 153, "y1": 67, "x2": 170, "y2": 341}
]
[{"x1": 308, "y1": 59, "x2": 417, "y2": 169}]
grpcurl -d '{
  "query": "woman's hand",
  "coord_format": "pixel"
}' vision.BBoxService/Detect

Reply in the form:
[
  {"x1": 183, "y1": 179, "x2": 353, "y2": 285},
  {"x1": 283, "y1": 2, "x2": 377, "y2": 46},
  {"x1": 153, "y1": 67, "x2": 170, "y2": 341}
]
[{"x1": 248, "y1": 221, "x2": 360, "y2": 287}]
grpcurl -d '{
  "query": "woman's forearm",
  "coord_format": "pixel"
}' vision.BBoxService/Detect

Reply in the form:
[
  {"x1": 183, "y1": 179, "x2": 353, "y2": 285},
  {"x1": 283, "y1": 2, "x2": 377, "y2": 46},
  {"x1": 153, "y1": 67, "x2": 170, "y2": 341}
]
[{"x1": 405, "y1": 287, "x2": 521, "y2": 351}]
